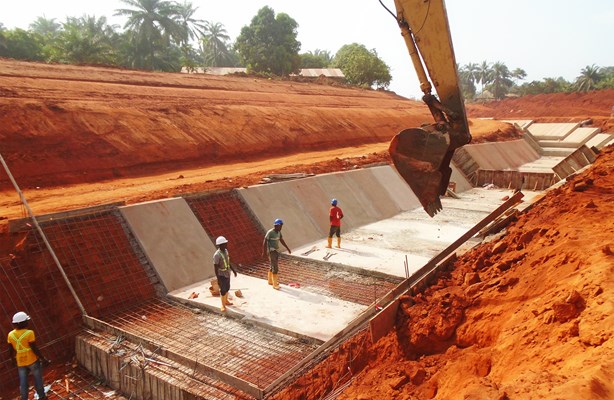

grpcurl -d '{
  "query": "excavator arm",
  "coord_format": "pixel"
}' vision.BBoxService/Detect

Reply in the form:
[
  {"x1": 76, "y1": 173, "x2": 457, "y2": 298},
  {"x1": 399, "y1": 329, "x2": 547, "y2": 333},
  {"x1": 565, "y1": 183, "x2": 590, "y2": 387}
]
[{"x1": 386, "y1": 0, "x2": 472, "y2": 216}]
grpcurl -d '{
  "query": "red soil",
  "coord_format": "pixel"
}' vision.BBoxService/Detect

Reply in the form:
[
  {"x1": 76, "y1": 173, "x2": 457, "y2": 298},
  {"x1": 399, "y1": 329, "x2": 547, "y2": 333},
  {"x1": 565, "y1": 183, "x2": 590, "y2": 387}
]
[{"x1": 0, "y1": 59, "x2": 612, "y2": 399}]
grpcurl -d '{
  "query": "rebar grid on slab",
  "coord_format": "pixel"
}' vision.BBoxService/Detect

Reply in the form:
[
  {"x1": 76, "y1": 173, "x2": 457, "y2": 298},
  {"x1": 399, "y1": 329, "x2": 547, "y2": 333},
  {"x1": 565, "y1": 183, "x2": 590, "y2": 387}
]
[
  {"x1": 102, "y1": 298, "x2": 318, "y2": 388},
  {"x1": 240, "y1": 259, "x2": 402, "y2": 306}
]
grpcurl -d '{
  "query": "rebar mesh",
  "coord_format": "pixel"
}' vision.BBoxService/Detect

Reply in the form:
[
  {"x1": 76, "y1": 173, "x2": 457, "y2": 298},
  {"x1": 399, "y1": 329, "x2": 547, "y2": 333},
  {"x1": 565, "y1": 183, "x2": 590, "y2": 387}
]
[
  {"x1": 79, "y1": 330, "x2": 253, "y2": 400},
  {"x1": 241, "y1": 259, "x2": 401, "y2": 306},
  {"x1": 187, "y1": 190, "x2": 265, "y2": 265},
  {"x1": 0, "y1": 209, "x2": 157, "y2": 395},
  {"x1": 101, "y1": 298, "x2": 318, "y2": 389},
  {"x1": 1, "y1": 194, "x2": 405, "y2": 399}
]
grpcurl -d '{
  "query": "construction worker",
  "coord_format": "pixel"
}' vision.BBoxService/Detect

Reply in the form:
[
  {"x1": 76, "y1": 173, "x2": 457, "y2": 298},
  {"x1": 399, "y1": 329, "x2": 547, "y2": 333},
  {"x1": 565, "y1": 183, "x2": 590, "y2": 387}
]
[
  {"x1": 262, "y1": 219, "x2": 291, "y2": 290},
  {"x1": 213, "y1": 236, "x2": 237, "y2": 312},
  {"x1": 7, "y1": 311, "x2": 49, "y2": 400},
  {"x1": 327, "y1": 198, "x2": 344, "y2": 248}
]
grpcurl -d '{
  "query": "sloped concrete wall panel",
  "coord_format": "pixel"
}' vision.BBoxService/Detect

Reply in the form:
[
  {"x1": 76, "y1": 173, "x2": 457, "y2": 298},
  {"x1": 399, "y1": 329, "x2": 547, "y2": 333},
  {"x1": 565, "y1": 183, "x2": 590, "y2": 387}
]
[{"x1": 120, "y1": 198, "x2": 215, "y2": 291}]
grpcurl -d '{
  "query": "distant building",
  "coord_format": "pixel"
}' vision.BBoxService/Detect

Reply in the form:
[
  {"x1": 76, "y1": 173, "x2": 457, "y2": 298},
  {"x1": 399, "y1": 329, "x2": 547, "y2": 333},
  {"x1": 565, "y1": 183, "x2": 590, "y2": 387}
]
[
  {"x1": 182, "y1": 67, "x2": 345, "y2": 82},
  {"x1": 476, "y1": 90, "x2": 495, "y2": 102}
]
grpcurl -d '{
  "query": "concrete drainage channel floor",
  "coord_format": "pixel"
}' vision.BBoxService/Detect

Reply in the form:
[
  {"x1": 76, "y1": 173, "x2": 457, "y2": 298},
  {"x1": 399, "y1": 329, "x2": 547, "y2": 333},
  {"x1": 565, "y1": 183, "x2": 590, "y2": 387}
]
[{"x1": 6, "y1": 130, "x2": 607, "y2": 399}]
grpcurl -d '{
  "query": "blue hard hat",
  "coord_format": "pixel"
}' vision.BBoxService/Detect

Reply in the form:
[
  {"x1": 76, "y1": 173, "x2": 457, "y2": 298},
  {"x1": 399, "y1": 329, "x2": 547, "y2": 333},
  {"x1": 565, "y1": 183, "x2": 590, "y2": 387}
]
[
  {"x1": 274, "y1": 218, "x2": 283, "y2": 225},
  {"x1": 331, "y1": 198, "x2": 338, "y2": 206}
]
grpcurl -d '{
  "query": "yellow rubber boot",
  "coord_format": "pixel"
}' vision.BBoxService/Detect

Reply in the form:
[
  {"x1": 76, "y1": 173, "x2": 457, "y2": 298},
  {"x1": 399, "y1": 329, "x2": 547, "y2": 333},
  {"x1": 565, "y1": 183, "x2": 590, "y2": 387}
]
[
  {"x1": 220, "y1": 294, "x2": 227, "y2": 312},
  {"x1": 272, "y1": 273, "x2": 280, "y2": 290},
  {"x1": 336, "y1": 237, "x2": 341, "y2": 248},
  {"x1": 268, "y1": 271, "x2": 273, "y2": 285},
  {"x1": 326, "y1": 237, "x2": 332, "y2": 248}
]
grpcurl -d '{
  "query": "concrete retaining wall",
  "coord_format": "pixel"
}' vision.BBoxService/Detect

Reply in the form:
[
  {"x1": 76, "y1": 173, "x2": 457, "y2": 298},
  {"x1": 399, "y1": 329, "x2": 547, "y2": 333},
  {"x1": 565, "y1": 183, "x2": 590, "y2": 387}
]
[{"x1": 237, "y1": 166, "x2": 421, "y2": 249}]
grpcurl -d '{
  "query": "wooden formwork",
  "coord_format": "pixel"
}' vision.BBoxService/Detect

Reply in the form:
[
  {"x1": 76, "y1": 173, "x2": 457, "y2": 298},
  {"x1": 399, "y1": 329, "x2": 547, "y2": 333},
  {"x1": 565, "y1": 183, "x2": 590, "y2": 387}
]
[
  {"x1": 452, "y1": 147, "x2": 480, "y2": 183},
  {"x1": 552, "y1": 145, "x2": 597, "y2": 180},
  {"x1": 76, "y1": 329, "x2": 252, "y2": 400},
  {"x1": 475, "y1": 169, "x2": 558, "y2": 191}
]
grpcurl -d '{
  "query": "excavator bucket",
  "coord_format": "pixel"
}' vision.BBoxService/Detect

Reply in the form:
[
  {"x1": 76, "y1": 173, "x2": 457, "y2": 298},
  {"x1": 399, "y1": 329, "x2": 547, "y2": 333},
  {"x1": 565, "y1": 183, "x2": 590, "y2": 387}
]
[{"x1": 389, "y1": 127, "x2": 451, "y2": 217}]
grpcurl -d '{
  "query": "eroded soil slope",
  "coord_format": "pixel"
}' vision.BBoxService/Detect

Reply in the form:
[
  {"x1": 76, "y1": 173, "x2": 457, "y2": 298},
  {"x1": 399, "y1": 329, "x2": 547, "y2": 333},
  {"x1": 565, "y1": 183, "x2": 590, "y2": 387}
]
[
  {"x1": 0, "y1": 58, "x2": 513, "y2": 221},
  {"x1": 0, "y1": 58, "x2": 433, "y2": 188},
  {"x1": 275, "y1": 146, "x2": 614, "y2": 400}
]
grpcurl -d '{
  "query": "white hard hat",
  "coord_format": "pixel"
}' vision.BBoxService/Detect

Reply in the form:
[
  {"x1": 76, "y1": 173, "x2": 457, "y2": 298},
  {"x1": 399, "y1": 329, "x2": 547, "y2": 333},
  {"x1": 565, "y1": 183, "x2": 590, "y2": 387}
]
[
  {"x1": 215, "y1": 236, "x2": 228, "y2": 245},
  {"x1": 12, "y1": 311, "x2": 30, "y2": 324}
]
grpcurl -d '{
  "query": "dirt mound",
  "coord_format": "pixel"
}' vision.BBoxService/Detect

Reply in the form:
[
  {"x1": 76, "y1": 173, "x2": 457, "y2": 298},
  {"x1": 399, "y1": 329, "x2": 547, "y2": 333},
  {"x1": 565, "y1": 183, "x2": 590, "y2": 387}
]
[
  {"x1": 274, "y1": 146, "x2": 614, "y2": 400},
  {"x1": 0, "y1": 58, "x2": 512, "y2": 222},
  {"x1": 0, "y1": 59, "x2": 432, "y2": 189},
  {"x1": 467, "y1": 90, "x2": 614, "y2": 131}
]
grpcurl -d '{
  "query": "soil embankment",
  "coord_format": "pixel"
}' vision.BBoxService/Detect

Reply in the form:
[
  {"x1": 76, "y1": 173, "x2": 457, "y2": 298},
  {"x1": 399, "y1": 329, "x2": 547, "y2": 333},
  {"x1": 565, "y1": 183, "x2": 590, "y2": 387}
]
[{"x1": 0, "y1": 58, "x2": 512, "y2": 221}]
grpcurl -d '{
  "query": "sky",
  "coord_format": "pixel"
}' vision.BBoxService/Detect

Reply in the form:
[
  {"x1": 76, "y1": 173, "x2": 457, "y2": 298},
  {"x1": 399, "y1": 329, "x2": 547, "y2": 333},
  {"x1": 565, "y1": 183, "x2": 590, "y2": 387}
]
[{"x1": 2, "y1": 0, "x2": 613, "y2": 99}]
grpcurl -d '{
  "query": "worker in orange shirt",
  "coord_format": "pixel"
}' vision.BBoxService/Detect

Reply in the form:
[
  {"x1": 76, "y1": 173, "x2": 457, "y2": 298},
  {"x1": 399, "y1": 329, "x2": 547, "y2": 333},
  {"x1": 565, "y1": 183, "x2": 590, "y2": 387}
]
[
  {"x1": 327, "y1": 198, "x2": 344, "y2": 248},
  {"x1": 7, "y1": 311, "x2": 49, "y2": 400}
]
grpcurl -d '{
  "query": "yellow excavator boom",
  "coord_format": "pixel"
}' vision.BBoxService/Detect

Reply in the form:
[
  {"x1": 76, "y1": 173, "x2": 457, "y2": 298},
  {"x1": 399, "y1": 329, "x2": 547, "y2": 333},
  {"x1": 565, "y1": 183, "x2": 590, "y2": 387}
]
[{"x1": 387, "y1": 0, "x2": 472, "y2": 216}]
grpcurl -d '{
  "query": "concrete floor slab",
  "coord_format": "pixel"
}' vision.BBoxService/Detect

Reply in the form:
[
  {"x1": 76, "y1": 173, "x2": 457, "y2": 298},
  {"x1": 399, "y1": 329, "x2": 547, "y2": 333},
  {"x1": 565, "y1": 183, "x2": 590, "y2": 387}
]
[
  {"x1": 586, "y1": 133, "x2": 614, "y2": 149},
  {"x1": 169, "y1": 274, "x2": 365, "y2": 342},
  {"x1": 120, "y1": 198, "x2": 216, "y2": 291},
  {"x1": 295, "y1": 188, "x2": 539, "y2": 278},
  {"x1": 528, "y1": 123, "x2": 578, "y2": 140},
  {"x1": 563, "y1": 127, "x2": 600, "y2": 144}
]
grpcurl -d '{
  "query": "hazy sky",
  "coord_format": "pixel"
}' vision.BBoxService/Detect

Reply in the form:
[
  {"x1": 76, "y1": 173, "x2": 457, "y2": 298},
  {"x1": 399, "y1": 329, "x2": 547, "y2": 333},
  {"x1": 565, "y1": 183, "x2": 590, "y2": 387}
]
[{"x1": 2, "y1": 0, "x2": 613, "y2": 98}]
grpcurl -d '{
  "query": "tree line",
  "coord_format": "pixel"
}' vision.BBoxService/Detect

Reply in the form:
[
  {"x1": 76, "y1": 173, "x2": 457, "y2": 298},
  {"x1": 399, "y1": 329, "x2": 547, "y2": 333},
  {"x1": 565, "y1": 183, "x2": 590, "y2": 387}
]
[
  {"x1": 1, "y1": 0, "x2": 610, "y2": 99},
  {"x1": 0, "y1": 1, "x2": 391, "y2": 89},
  {"x1": 459, "y1": 61, "x2": 614, "y2": 100}
]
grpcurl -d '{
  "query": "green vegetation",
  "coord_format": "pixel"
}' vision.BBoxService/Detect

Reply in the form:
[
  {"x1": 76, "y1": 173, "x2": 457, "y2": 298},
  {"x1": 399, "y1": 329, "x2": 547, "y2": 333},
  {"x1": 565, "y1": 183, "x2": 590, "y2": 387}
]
[
  {"x1": 235, "y1": 6, "x2": 301, "y2": 76},
  {"x1": 331, "y1": 43, "x2": 391, "y2": 89},
  {"x1": 1, "y1": 5, "x2": 611, "y2": 96},
  {"x1": 459, "y1": 61, "x2": 614, "y2": 101},
  {"x1": 0, "y1": 3, "x2": 392, "y2": 90}
]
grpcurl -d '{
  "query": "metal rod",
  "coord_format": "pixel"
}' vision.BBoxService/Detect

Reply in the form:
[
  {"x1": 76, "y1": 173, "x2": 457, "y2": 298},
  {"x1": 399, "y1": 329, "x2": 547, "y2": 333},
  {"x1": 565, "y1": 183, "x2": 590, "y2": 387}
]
[{"x1": 0, "y1": 152, "x2": 87, "y2": 316}]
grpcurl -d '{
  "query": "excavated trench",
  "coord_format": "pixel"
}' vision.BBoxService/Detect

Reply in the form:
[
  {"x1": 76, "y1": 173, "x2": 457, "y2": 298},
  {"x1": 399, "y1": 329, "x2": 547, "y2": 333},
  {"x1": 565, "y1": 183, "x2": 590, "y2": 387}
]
[{"x1": 2, "y1": 118, "x2": 610, "y2": 399}]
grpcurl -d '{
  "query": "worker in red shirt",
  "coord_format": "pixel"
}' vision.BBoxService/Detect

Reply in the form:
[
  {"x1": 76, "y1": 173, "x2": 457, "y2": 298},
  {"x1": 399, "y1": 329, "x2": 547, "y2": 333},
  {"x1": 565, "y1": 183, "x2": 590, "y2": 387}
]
[{"x1": 327, "y1": 198, "x2": 344, "y2": 248}]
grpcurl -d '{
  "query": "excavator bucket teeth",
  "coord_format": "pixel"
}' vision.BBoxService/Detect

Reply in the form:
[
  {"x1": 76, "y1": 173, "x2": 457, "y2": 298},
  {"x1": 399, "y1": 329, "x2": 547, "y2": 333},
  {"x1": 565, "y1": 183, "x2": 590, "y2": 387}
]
[{"x1": 389, "y1": 127, "x2": 451, "y2": 217}]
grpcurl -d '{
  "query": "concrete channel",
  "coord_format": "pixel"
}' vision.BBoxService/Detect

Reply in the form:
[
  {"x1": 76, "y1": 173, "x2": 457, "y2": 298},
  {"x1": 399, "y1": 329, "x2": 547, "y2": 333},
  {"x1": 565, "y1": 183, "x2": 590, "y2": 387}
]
[{"x1": 3, "y1": 122, "x2": 612, "y2": 399}]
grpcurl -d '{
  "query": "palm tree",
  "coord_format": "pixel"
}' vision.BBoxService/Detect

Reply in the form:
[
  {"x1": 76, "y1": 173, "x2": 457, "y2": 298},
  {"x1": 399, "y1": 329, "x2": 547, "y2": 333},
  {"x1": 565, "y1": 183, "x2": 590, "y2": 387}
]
[
  {"x1": 477, "y1": 61, "x2": 493, "y2": 93},
  {"x1": 511, "y1": 67, "x2": 527, "y2": 85},
  {"x1": 489, "y1": 61, "x2": 513, "y2": 99},
  {"x1": 114, "y1": 0, "x2": 183, "y2": 70},
  {"x1": 174, "y1": 1, "x2": 206, "y2": 70},
  {"x1": 29, "y1": 16, "x2": 61, "y2": 38},
  {"x1": 463, "y1": 62, "x2": 479, "y2": 84},
  {"x1": 53, "y1": 15, "x2": 119, "y2": 65},
  {"x1": 458, "y1": 63, "x2": 477, "y2": 99},
  {"x1": 174, "y1": 1, "x2": 206, "y2": 44},
  {"x1": 201, "y1": 21, "x2": 233, "y2": 67},
  {"x1": 574, "y1": 64, "x2": 602, "y2": 92}
]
